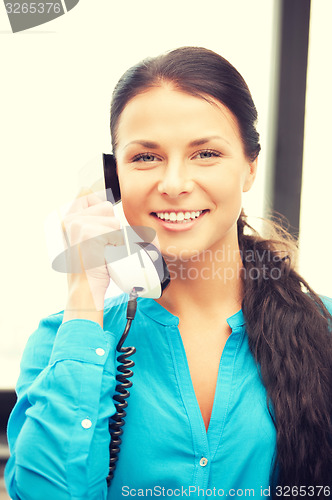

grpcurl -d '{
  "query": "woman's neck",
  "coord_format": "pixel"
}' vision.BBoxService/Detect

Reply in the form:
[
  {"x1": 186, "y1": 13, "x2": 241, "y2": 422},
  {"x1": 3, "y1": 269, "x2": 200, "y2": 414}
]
[{"x1": 156, "y1": 243, "x2": 244, "y2": 319}]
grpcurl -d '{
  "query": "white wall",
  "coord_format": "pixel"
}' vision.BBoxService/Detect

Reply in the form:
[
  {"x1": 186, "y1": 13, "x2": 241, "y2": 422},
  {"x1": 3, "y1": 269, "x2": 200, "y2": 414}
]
[
  {"x1": 298, "y1": 0, "x2": 332, "y2": 299},
  {"x1": 1, "y1": 0, "x2": 279, "y2": 388}
]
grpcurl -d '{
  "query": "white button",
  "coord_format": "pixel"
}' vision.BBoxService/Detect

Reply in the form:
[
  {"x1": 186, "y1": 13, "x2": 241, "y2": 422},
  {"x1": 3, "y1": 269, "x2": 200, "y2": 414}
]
[
  {"x1": 81, "y1": 418, "x2": 92, "y2": 429},
  {"x1": 95, "y1": 348, "x2": 105, "y2": 356},
  {"x1": 199, "y1": 457, "x2": 208, "y2": 467}
]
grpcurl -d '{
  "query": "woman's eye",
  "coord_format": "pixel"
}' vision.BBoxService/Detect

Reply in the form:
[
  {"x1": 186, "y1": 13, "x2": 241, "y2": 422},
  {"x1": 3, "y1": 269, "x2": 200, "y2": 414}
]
[
  {"x1": 193, "y1": 150, "x2": 222, "y2": 160},
  {"x1": 132, "y1": 153, "x2": 160, "y2": 162},
  {"x1": 131, "y1": 149, "x2": 221, "y2": 163}
]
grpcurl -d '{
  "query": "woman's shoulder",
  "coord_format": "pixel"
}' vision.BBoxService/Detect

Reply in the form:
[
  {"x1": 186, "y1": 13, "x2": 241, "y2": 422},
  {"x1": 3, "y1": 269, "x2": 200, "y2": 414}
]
[
  {"x1": 32, "y1": 293, "x2": 129, "y2": 337},
  {"x1": 318, "y1": 294, "x2": 332, "y2": 314},
  {"x1": 22, "y1": 294, "x2": 129, "y2": 366},
  {"x1": 104, "y1": 292, "x2": 129, "y2": 315},
  {"x1": 16, "y1": 294, "x2": 130, "y2": 392},
  {"x1": 312, "y1": 294, "x2": 332, "y2": 335}
]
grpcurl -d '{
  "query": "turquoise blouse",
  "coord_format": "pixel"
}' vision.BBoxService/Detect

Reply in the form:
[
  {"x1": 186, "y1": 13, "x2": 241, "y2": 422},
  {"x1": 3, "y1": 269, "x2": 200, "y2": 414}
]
[{"x1": 5, "y1": 294, "x2": 332, "y2": 499}]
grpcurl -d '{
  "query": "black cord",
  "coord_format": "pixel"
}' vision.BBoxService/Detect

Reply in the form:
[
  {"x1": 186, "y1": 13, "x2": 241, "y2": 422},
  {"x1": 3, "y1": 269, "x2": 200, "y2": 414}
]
[{"x1": 107, "y1": 288, "x2": 139, "y2": 485}]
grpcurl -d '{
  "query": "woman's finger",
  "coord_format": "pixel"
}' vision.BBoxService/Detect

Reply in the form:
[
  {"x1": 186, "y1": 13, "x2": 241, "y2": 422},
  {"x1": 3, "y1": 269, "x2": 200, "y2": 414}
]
[
  {"x1": 63, "y1": 215, "x2": 121, "y2": 244},
  {"x1": 79, "y1": 201, "x2": 115, "y2": 217},
  {"x1": 66, "y1": 187, "x2": 107, "y2": 214}
]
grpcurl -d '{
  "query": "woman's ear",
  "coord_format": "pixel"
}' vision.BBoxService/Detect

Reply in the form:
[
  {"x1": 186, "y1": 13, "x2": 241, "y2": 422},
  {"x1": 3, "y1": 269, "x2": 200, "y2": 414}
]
[
  {"x1": 103, "y1": 153, "x2": 121, "y2": 204},
  {"x1": 242, "y1": 157, "x2": 258, "y2": 193}
]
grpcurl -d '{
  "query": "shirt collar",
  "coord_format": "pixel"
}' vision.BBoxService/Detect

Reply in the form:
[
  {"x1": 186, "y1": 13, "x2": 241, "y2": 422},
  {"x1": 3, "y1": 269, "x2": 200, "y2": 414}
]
[
  {"x1": 138, "y1": 297, "x2": 246, "y2": 330},
  {"x1": 138, "y1": 297, "x2": 179, "y2": 326}
]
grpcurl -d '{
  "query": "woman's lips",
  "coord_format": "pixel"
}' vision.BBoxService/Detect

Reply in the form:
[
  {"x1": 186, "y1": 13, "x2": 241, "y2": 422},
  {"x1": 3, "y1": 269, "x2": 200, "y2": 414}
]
[{"x1": 151, "y1": 210, "x2": 209, "y2": 232}]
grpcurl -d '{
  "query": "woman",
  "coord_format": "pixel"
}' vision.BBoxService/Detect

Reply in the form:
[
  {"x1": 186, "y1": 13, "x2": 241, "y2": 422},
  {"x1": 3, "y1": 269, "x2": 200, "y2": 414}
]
[{"x1": 5, "y1": 46, "x2": 332, "y2": 499}]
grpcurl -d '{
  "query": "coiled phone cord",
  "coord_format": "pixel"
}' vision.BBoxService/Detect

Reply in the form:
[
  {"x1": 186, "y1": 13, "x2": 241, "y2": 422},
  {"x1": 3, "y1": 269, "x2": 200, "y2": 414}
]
[{"x1": 107, "y1": 287, "x2": 139, "y2": 485}]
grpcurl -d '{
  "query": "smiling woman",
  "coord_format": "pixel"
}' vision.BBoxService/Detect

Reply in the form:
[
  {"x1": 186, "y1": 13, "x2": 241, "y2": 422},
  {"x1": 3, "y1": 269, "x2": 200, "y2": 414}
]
[
  {"x1": 115, "y1": 87, "x2": 257, "y2": 263},
  {"x1": 5, "y1": 47, "x2": 332, "y2": 500}
]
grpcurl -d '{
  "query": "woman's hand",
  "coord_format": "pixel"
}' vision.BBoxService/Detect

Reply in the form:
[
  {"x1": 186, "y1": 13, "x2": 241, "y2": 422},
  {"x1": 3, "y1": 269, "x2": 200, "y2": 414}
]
[{"x1": 61, "y1": 187, "x2": 122, "y2": 325}]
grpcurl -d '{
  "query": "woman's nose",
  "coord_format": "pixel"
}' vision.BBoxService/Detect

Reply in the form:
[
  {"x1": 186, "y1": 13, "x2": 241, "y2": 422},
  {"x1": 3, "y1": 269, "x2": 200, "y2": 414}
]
[{"x1": 157, "y1": 162, "x2": 194, "y2": 198}]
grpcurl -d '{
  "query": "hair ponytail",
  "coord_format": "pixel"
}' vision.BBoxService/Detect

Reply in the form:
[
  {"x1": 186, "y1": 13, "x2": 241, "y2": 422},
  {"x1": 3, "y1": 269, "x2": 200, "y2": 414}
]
[{"x1": 237, "y1": 210, "x2": 332, "y2": 497}]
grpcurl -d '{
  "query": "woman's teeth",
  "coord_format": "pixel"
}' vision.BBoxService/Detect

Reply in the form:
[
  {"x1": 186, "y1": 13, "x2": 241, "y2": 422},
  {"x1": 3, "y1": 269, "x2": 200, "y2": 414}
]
[{"x1": 155, "y1": 210, "x2": 204, "y2": 223}]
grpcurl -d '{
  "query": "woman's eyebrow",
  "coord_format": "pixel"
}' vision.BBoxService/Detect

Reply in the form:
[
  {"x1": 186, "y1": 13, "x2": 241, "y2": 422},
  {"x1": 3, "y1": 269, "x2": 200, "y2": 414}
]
[
  {"x1": 123, "y1": 136, "x2": 230, "y2": 150},
  {"x1": 189, "y1": 136, "x2": 230, "y2": 147}
]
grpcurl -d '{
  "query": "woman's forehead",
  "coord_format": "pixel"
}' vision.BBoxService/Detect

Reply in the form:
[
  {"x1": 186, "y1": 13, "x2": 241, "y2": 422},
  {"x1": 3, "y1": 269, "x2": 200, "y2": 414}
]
[{"x1": 116, "y1": 86, "x2": 242, "y2": 147}]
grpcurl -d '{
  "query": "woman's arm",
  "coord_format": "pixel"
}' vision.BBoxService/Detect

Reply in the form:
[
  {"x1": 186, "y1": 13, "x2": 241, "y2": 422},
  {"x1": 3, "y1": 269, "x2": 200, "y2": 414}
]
[
  {"x1": 5, "y1": 314, "x2": 119, "y2": 500},
  {"x1": 5, "y1": 188, "x2": 126, "y2": 499}
]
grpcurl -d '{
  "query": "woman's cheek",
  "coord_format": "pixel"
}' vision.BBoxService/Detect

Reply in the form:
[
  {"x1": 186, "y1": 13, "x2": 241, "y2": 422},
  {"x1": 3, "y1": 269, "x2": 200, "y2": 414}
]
[{"x1": 218, "y1": 173, "x2": 243, "y2": 202}]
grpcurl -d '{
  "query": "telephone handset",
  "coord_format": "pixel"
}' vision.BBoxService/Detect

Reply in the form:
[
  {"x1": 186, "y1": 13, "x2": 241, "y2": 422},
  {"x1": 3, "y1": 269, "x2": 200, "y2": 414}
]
[
  {"x1": 103, "y1": 153, "x2": 170, "y2": 299},
  {"x1": 102, "y1": 153, "x2": 170, "y2": 484}
]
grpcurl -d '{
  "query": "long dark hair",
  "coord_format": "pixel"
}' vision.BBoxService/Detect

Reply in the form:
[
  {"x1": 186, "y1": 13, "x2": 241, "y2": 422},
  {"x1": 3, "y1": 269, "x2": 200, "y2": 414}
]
[{"x1": 109, "y1": 46, "x2": 332, "y2": 497}]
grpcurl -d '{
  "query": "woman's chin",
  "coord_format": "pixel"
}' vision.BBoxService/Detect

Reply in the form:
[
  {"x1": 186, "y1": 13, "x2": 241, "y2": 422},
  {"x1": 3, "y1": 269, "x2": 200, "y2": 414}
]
[{"x1": 161, "y1": 246, "x2": 203, "y2": 263}]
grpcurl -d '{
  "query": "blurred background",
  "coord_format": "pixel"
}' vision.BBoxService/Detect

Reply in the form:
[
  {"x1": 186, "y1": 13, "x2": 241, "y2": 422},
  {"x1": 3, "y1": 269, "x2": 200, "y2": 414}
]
[{"x1": 0, "y1": 0, "x2": 331, "y2": 497}]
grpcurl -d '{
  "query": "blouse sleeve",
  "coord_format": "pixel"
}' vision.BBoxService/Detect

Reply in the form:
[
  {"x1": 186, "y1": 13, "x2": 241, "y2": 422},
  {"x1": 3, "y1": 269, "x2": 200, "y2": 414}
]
[{"x1": 5, "y1": 316, "x2": 119, "y2": 500}]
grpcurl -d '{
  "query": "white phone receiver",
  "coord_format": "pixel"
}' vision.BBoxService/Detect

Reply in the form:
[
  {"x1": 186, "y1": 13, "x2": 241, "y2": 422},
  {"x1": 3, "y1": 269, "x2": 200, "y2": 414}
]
[{"x1": 104, "y1": 228, "x2": 170, "y2": 299}]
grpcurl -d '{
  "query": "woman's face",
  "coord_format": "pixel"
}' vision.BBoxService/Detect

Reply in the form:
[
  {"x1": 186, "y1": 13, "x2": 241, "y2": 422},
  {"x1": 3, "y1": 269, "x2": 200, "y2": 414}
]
[{"x1": 115, "y1": 86, "x2": 257, "y2": 260}]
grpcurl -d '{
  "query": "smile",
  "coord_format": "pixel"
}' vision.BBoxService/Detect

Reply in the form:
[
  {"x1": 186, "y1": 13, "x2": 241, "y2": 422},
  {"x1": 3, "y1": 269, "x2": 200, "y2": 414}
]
[
  {"x1": 151, "y1": 210, "x2": 209, "y2": 231},
  {"x1": 155, "y1": 210, "x2": 206, "y2": 222}
]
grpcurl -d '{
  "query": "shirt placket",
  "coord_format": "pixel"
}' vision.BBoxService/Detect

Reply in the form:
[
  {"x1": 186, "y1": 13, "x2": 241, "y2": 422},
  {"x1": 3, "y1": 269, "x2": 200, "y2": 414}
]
[{"x1": 166, "y1": 323, "x2": 244, "y2": 493}]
